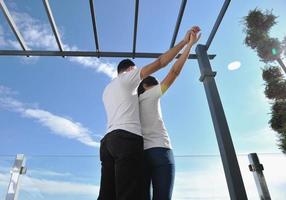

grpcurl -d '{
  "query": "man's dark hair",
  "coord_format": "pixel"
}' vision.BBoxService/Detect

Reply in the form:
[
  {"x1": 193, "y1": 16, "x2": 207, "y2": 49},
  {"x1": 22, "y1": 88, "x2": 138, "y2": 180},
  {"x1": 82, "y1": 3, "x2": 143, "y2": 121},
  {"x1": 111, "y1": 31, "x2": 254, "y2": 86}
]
[
  {"x1": 117, "y1": 59, "x2": 135, "y2": 74},
  {"x1": 137, "y1": 76, "x2": 159, "y2": 96}
]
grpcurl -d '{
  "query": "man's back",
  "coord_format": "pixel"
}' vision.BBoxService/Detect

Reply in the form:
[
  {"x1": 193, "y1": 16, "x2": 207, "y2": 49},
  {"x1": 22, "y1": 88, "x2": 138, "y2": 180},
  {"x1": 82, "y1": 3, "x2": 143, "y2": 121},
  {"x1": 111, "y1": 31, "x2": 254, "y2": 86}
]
[{"x1": 102, "y1": 68, "x2": 142, "y2": 136}]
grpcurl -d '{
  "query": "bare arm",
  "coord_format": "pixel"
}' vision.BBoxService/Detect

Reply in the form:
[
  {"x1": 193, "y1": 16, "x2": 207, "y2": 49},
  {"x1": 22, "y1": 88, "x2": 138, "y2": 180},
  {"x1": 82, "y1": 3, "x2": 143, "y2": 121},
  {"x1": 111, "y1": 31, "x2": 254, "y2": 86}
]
[
  {"x1": 140, "y1": 30, "x2": 192, "y2": 80},
  {"x1": 161, "y1": 27, "x2": 201, "y2": 93}
]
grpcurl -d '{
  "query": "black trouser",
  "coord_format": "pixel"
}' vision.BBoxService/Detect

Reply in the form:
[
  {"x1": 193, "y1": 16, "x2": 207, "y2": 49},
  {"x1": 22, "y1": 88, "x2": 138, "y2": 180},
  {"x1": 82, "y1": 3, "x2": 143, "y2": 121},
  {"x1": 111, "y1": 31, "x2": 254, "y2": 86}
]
[{"x1": 98, "y1": 129, "x2": 144, "y2": 200}]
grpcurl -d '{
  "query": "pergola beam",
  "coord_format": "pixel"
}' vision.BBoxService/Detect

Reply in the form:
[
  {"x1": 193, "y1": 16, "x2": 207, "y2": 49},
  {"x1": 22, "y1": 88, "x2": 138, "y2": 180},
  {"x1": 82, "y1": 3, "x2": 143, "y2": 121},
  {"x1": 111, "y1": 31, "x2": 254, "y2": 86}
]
[
  {"x1": 89, "y1": 0, "x2": 100, "y2": 53},
  {"x1": 43, "y1": 0, "x2": 64, "y2": 51},
  {"x1": 0, "y1": 50, "x2": 215, "y2": 59},
  {"x1": 132, "y1": 0, "x2": 139, "y2": 58},
  {"x1": 170, "y1": 0, "x2": 187, "y2": 48},
  {"x1": 0, "y1": 0, "x2": 28, "y2": 50},
  {"x1": 205, "y1": 0, "x2": 231, "y2": 50}
]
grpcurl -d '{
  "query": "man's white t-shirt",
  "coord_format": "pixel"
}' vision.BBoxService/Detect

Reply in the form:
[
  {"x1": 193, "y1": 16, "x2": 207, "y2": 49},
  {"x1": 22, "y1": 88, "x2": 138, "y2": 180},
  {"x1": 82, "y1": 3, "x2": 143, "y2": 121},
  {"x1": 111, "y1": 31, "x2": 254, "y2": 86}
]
[
  {"x1": 103, "y1": 68, "x2": 142, "y2": 136},
  {"x1": 139, "y1": 84, "x2": 172, "y2": 150}
]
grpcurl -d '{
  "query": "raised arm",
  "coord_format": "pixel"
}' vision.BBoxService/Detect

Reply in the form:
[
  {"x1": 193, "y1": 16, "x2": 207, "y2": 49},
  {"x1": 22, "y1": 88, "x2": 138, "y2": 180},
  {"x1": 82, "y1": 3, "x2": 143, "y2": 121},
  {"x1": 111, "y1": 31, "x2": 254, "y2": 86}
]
[
  {"x1": 140, "y1": 29, "x2": 193, "y2": 80},
  {"x1": 161, "y1": 26, "x2": 201, "y2": 93}
]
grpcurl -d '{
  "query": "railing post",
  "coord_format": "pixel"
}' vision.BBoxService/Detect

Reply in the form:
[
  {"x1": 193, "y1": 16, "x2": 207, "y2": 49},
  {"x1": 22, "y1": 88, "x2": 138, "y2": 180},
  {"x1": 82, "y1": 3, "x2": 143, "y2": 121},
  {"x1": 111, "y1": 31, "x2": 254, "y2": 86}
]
[
  {"x1": 6, "y1": 154, "x2": 27, "y2": 200},
  {"x1": 195, "y1": 44, "x2": 248, "y2": 200},
  {"x1": 248, "y1": 153, "x2": 271, "y2": 200}
]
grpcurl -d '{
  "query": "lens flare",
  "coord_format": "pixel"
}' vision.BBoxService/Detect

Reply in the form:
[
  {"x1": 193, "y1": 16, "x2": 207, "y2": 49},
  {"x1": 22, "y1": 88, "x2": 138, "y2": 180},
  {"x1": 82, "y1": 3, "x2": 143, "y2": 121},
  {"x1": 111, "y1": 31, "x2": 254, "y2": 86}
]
[{"x1": 228, "y1": 61, "x2": 241, "y2": 71}]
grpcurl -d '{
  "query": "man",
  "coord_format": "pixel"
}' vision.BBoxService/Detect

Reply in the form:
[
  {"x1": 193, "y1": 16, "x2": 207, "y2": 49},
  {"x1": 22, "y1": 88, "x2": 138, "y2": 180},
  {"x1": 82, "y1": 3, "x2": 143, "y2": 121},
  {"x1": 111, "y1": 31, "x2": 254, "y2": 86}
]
[{"x1": 98, "y1": 28, "x2": 194, "y2": 200}]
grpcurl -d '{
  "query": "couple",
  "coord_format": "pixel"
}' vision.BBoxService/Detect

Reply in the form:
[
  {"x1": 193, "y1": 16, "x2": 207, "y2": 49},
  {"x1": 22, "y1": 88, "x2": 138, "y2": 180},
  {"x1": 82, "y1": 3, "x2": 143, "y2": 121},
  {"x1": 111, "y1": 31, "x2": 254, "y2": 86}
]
[{"x1": 98, "y1": 26, "x2": 201, "y2": 200}]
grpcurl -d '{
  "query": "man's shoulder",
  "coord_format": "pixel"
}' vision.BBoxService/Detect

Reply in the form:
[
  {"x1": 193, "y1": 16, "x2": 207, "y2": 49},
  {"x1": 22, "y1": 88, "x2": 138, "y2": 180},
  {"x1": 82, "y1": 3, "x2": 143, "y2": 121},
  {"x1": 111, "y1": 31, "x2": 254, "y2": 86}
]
[
  {"x1": 104, "y1": 77, "x2": 118, "y2": 89},
  {"x1": 103, "y1": 78, "x2": 123, "y2": 97}
]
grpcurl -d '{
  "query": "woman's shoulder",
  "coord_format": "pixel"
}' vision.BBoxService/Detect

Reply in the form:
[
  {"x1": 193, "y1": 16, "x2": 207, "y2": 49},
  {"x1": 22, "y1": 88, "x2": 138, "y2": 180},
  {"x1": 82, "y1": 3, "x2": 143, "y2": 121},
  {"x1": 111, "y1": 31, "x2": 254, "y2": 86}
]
[{"x1": 139, "y1": 84, "x2": 162, "y2": 101}]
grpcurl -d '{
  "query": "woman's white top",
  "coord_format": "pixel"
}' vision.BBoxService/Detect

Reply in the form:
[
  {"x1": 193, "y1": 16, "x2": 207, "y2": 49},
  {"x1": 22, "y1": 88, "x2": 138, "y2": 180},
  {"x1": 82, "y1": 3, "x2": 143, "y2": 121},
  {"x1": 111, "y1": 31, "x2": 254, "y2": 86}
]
[{"x1": 139, "y1": 84, "x2": 172, "y2": 150}]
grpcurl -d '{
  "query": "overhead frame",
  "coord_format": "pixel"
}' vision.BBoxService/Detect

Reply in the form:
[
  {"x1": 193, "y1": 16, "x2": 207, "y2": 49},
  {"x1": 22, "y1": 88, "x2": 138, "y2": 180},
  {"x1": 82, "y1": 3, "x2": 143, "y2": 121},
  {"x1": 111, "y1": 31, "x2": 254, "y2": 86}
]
[{"x1": 0, "y1": 0, "x2": 229, "y2": 59}]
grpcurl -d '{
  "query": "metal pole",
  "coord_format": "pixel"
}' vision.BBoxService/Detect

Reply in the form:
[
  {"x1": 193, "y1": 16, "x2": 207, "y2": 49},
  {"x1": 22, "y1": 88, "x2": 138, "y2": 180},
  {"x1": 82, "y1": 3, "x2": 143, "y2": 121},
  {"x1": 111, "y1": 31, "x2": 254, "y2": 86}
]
[
  {"x1": 248, "y1": 153, "x2": 271, "y2": 200},
  {"x1": 195, "y1": 44, "x2": 247, "y2": 200},
  {"x1": 205, "y1": 0, "x2": 231, "y2": 50},
  {"x1": 42, "y1": 0, "x2": 64, "y2": 52},
  {"x1": 132, "y1": 0, "x2": 139, "y2": 58},
  {"x1": 89, "y1": 0, "x2": 100, "y2": 54},
  {"x1": 6, "y1": 154, "x2": 27, "y2": 200},
  {"x1": 170, "y1": 0, "x2": 187, "y2": 48}
]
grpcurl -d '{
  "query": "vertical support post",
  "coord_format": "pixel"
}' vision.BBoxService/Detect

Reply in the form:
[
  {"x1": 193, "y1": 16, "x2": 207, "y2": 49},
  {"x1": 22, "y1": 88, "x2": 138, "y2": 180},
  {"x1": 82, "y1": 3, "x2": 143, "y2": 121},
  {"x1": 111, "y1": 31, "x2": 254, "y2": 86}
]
[
  {"x1": 248, "y1": 153, "x2": 271, "y2": 200},
  {"x1": 6, "y1": 154, "x2": 27, "y2": 200},
  {"x1": 195, "y1": 44, "x2": 247, "y2": 200}
]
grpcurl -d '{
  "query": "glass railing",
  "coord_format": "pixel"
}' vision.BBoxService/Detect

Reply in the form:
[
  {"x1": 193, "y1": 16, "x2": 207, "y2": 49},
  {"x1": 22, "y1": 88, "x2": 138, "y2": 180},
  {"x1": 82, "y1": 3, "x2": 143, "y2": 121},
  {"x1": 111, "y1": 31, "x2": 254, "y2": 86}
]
[
  {"x1": 0, "y1": 153, "x2": 285, "y2": 199},
  {"x1": 0, "y1": 156, "x2": 15, "y2": 200}
]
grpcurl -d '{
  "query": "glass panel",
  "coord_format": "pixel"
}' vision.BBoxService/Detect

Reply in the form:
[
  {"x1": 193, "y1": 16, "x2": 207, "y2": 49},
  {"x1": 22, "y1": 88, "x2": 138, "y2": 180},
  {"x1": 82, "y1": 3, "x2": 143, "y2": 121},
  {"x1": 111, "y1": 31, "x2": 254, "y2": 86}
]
[
  {"x1": 14, "y1": 155, "x2": 230, "y2": 200},
  {"x1": 0, "y1": 153, "x2": 283, "y2": 199},
  {"x1": 174, "y1": 155, "x2": 229, "y2": 199},
  {"x1": 18, "y1": 155, "x2": 100, "y2": 200}
]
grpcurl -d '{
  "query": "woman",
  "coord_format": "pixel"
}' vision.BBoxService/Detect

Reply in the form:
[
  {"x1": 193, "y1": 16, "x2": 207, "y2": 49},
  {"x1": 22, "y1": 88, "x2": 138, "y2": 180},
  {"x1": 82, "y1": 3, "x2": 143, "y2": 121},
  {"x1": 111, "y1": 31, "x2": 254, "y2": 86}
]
[{"x1": 137, "y1": 26, "x2": 201, "y2": 200}]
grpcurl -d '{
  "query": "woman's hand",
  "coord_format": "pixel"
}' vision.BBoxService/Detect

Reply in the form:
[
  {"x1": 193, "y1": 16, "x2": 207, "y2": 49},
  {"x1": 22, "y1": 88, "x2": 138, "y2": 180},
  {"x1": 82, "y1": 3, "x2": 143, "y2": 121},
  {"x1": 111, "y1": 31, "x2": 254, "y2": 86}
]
[
  {"x1": 188, "y1": 26, "x2": 201, "y2": 45},
  {"x1": 183, "y1": 29, "x2": 193, "y2": 44}
]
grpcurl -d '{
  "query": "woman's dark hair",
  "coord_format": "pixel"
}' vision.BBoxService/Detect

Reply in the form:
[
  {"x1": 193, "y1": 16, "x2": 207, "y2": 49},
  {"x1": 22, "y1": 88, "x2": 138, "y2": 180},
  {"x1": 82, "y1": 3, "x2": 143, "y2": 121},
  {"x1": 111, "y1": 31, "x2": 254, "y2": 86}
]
[
  {"x1": 137, "y1": 76, "x2": 159, "y2": 96},
  {"x1": 117, "y1": 59, "x2": 135, "y2": 74}
]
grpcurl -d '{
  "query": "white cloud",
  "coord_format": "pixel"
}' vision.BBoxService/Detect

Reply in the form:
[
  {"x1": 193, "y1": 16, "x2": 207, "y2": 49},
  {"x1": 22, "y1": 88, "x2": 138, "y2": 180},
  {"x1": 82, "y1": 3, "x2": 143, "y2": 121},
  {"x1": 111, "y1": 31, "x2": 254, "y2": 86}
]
[
  {"x1": 0, "y1": 85, "x2": 100, "y2": 148},
  {"x1": 0, "y1": 85, "x2": 17, "y2": 95},
  {"x1": 23, "y1": 109, "x2": 99, "y2": 147},
  {"x1": 27, "y1": 169, "x2": 72, "y2": 178},
  {"x1": 0, "y1": 25, "x2": 7, "y2": 47},
  {"x1": 173, "y1": 170, "x2": 229, "y2": 199},
  {"x1": 21, "y1": 176, "x2": 99, "y2": 195},
  {"x1": 10, "y1": 11, "x2": 58, "y2": 50},
  {"x1": 1, "y1": 11, "x2": 117, "y2": 78},
  {"x1": 69, "y1": 54, "x2": 117, "y2": 79},
  {"x1": 228, "y1": 61, "x2": 241, "y2": 71}
]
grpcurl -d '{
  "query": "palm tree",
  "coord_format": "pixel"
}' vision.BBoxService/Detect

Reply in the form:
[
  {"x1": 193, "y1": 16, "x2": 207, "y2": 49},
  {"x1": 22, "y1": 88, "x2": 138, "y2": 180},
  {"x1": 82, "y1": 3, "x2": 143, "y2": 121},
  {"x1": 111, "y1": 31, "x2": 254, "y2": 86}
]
[
  {"x1": 243, "y1": 9, "x2": 286, "y2": 153},
  {"x1": 244, "y1": 8, "x2": 286, "y2": 73}
]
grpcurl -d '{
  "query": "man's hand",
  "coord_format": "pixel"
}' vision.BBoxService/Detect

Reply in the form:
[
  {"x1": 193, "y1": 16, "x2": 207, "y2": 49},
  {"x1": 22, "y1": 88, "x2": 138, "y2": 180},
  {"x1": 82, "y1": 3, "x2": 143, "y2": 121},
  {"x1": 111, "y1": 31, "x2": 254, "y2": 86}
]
[{"x1": 188, "y1": 26, "x2": 201, "y2": 45}]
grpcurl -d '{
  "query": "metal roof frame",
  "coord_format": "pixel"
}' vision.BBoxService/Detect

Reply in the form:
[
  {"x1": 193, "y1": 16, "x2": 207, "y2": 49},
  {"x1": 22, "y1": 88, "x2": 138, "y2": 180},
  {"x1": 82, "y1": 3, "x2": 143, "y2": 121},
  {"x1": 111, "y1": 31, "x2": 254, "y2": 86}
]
[{"x1": 0, "y1": 0, "x2": 229, "y2": 59}]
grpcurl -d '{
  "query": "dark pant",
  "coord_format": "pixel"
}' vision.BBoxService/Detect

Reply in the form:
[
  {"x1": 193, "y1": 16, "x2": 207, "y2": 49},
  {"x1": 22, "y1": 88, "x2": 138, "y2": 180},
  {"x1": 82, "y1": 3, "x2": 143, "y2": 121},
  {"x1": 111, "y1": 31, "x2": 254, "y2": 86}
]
[
  {"x1": 143, "y1": 147, "x2": 175, "y2": 200},
  {"x1": 98, "y1": 129, "x2": 144, "y2": 200}
]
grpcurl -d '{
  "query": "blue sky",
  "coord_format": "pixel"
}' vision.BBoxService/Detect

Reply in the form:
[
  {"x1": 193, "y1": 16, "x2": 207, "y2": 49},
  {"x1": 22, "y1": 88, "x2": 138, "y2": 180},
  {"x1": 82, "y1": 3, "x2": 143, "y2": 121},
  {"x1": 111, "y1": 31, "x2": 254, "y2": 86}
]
[{"x1": 1, "y1": 0, "x2": 286, "y2": 199}]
